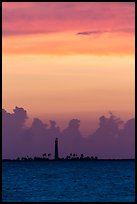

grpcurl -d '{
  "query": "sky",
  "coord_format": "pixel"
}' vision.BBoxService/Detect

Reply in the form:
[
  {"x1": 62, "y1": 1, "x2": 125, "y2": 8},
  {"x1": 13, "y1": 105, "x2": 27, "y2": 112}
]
[{"x1": 2, "y1": 2, "x2": 135, "y2": 135}]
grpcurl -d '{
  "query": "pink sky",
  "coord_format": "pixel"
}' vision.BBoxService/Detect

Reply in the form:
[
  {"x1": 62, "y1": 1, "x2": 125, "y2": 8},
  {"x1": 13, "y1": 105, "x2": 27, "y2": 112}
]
[
  {"x1": 2, "y1": 2, "x2": 134, "y2": 36},
  {"x1": 2, "y1": 2, "x2": 135, "y2": 134}
]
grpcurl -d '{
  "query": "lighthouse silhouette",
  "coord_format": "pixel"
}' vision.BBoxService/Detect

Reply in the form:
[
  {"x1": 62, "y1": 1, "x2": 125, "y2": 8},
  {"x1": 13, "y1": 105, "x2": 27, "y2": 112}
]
[{"x1": 54, "y1": 138, "x2": 59, "y2": 160}]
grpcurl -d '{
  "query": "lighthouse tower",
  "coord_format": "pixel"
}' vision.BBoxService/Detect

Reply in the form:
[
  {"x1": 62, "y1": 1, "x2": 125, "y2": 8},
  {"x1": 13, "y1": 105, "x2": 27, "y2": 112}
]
[{"x1": 54, "y1": 138, "x2": 59, "y2": 160}]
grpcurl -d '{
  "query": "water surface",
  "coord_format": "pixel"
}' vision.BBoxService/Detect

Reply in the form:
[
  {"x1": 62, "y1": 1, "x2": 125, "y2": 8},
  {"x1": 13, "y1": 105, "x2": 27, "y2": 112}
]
[{"x1": 2, "y1": 160, "x2": 135, "y2": 202}]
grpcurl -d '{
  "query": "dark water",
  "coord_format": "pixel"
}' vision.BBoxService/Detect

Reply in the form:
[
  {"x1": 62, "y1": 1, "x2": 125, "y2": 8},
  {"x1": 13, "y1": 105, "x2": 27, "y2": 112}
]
[{"x1": 2, "y1": 160, "x2": 135, "y2": 202}]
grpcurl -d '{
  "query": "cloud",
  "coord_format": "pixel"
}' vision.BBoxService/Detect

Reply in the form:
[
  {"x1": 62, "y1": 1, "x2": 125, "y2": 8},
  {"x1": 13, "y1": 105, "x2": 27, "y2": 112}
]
[
  {"x1": 77, "y1": 28, "x2": 134, "y2": 36},
  {"x1": 77, "y1": 30, "x2": 106, "y2": 35},
  {"x1": 2, "y1": 106, "x2": 135, "y2": 159}
]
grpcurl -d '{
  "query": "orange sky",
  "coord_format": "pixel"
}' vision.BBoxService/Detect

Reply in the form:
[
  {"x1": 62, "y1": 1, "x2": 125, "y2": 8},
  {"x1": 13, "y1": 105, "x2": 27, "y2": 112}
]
[{"x1": 2, "y1": 2, "x2": 135, "y2": 134}]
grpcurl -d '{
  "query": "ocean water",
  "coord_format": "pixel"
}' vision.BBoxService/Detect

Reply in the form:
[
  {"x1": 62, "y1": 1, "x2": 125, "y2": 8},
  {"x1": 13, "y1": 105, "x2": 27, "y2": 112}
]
[{"x1": 2, "y1": 160, "x2": 135, "y2": 202}]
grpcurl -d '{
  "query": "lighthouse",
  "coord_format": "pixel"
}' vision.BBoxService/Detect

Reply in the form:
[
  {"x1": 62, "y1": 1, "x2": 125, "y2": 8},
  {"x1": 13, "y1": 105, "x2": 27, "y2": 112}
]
[{"x1": 54, "y1": 138, "x2": 59, "y2": 160}]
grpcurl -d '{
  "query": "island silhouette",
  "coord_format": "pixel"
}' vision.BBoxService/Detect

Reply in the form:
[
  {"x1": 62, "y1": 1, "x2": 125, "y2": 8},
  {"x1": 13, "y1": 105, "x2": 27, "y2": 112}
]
[
  {"x1": 3, "y1": 137, "x2": 134, "y2": 162},
  {"x1": 3, "y1": 137, "x2": 99, "y2": 161}
]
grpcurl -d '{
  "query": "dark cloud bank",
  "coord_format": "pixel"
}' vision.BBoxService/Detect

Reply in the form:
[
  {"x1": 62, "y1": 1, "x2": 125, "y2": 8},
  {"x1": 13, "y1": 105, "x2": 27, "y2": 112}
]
[{"x1": 2, "y1": 107, "x2": 135, "y2": 159}]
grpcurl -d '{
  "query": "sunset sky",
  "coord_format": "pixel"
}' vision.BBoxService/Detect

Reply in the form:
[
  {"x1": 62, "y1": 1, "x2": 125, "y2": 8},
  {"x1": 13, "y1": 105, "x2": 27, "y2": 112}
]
[{"x1": 2, "y1": 2, "x2": 135, "y2": 134}]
